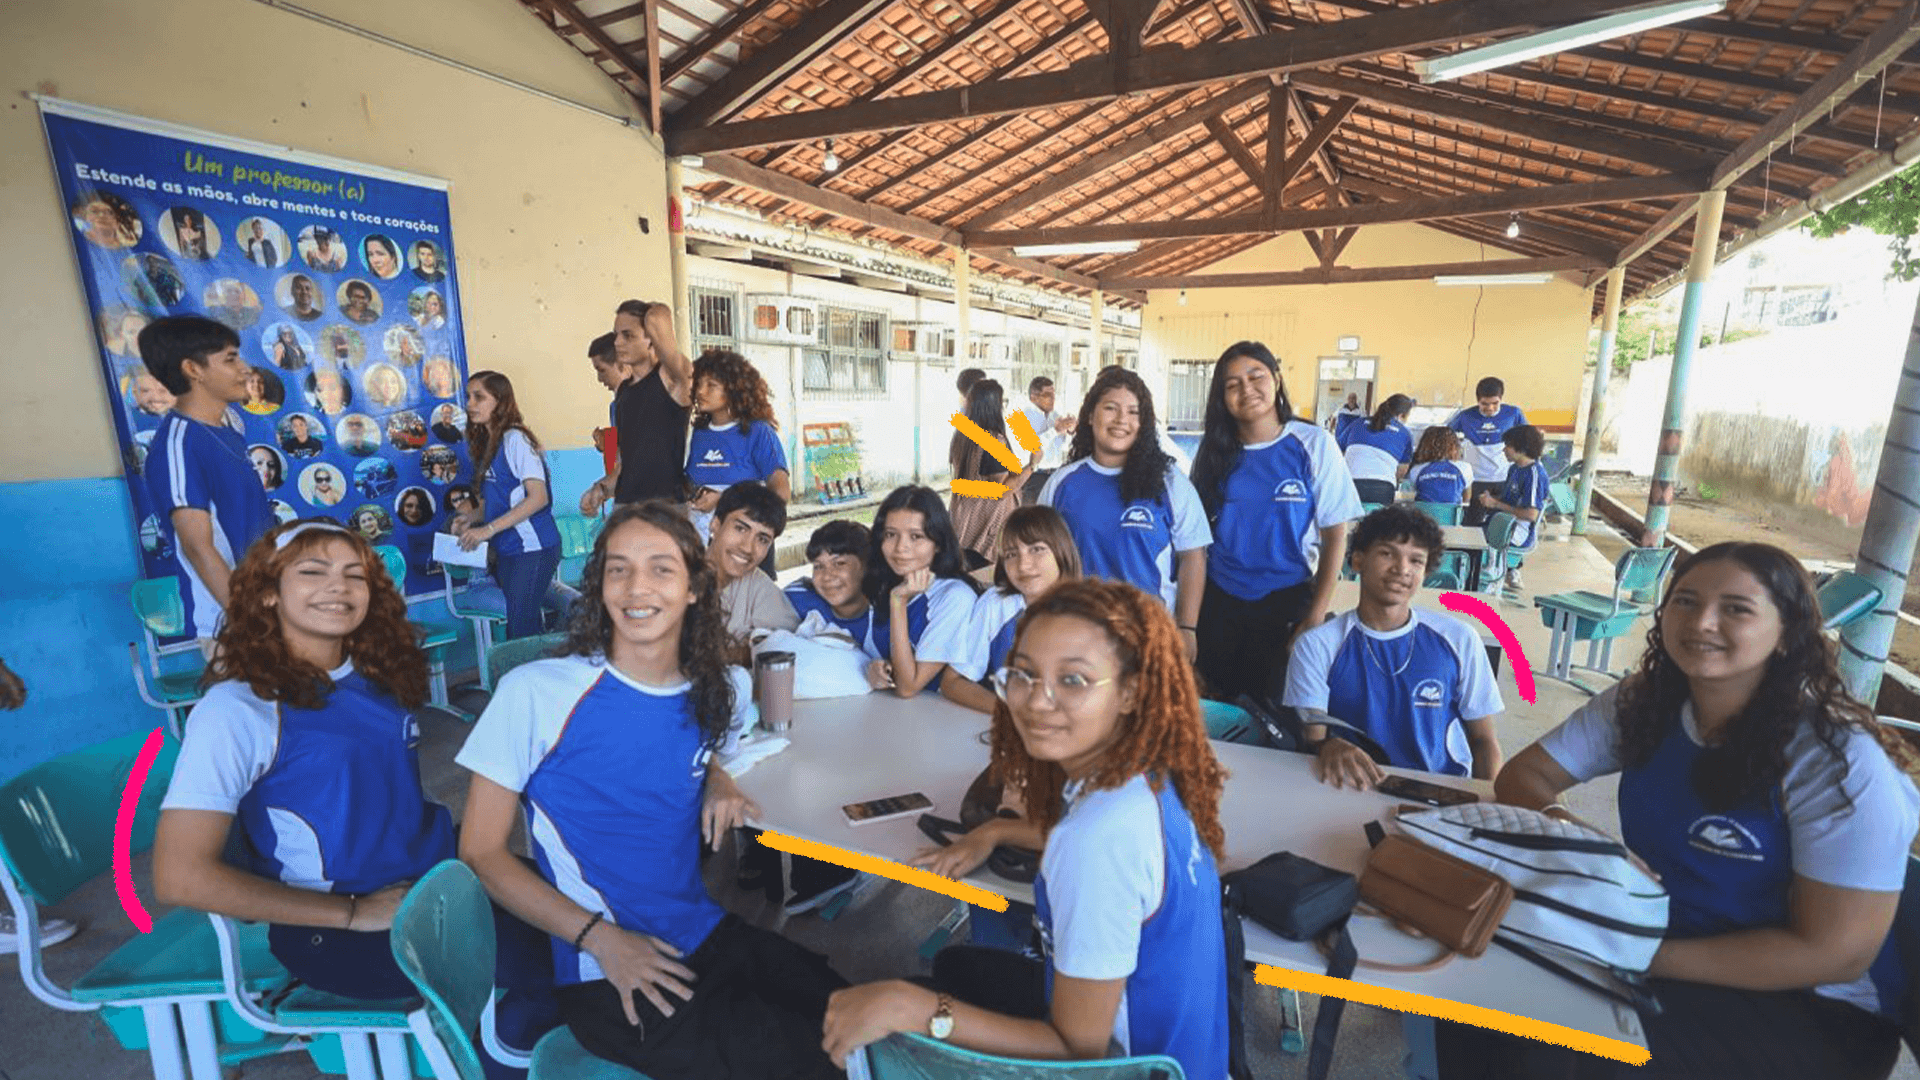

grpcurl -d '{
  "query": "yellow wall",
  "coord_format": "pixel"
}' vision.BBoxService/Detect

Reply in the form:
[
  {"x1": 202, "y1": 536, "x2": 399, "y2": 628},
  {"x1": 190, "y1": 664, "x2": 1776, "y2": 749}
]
[
  {"x1": 0, "y1": 0, "x2": 670, "y2": 483},
  {"x1": 1142, "y1": 224, "x2": 1594, "y2": 430}
]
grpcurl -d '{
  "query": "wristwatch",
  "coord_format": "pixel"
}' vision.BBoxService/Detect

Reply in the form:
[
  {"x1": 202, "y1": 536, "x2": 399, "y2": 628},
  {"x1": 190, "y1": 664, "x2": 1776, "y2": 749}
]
[{"x1": 927, "y1": 993, "x2": 955, "y2": 1040}]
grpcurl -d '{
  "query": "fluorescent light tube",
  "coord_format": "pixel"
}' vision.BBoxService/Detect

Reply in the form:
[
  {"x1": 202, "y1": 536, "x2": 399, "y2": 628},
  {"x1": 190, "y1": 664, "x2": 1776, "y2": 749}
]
[
  {"x1": 1011, "y1": 241, "x2": 1143, "y2": 256},
  {"x1": 1415, "y1": 0, "x2": 1728, "y2": 84},
  {"x1": 1434, "y1": 273, "x2": 1556, "y2": 286}
]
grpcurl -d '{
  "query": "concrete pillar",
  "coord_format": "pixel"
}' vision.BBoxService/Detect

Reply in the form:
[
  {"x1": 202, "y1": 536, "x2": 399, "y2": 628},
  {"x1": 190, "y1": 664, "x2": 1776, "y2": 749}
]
[
  {"x1": 1574, "y1": 267, "x2": 1625, "y2": 536},
  {"x1": 1642, "y1": 190, "x2": 1727, "y2": 547},
  {"x1": 954, "y1": 249, "x2": 972, "y2": 382},
  {"x1": 1840, "y1": 296, "x2": 1920, "y2": 707},
  {"x1": 665, "y1": 160, "x2": 692, "y2": 357},
  {"x1": 1090, "y1": 290, "x2": 1105, "y2": 373}
]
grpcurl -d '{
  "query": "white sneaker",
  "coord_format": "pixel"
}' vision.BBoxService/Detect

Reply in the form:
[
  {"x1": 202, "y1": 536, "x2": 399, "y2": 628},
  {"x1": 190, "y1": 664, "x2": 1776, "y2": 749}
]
[
  {"x1": 1504, "y1": 567, "x2": 1525, "y2": 591},
  {"x1": 0, "y1": 913, "x2": 79, "y2": 953}
]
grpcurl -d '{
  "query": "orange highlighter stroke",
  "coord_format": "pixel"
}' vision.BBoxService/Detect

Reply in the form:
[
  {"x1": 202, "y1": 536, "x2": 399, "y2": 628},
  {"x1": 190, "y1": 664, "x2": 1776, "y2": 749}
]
[{"x1": 755, "y1": 830, "x2": 1011, "y2": 913}]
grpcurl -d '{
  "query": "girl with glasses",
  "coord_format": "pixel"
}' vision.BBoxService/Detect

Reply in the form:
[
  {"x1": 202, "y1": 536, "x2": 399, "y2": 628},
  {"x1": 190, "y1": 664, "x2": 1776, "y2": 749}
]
[{"x1": 827, "y1": 578, "x2": 1230, "y2": 1080}]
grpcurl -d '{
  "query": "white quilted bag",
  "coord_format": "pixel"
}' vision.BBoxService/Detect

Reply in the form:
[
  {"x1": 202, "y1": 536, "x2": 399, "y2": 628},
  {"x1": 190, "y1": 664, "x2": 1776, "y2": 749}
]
[{"x1": 1399, "y1": 802, "x2": 1669, "y2": 972}]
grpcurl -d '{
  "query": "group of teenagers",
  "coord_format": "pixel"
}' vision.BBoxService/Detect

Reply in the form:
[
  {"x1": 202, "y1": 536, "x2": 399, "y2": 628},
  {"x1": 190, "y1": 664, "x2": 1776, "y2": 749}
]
[{"x1": 101, "y1": 309, "x2": 1920, "y2": 1080}]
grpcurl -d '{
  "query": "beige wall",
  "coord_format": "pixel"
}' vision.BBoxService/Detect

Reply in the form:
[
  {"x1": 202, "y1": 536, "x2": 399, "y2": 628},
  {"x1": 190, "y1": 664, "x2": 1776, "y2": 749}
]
[
  {"x1": 0, "y1": 0, "x2": 669, "y2": 483},
  {"x1": 1141, "y1": 224, "x2": 1594, "y2": 430}
]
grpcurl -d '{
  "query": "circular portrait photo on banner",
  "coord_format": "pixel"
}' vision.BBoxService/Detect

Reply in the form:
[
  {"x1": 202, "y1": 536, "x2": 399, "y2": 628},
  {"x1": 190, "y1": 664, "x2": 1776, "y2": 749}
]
[
  {"x1": 202, "y1": 279, "x2": 263, "y2": 331},
  {"x1": 305, "y1": 365, "x2": 353, "y2": 417},
  {"x1": 337, "y1": 280, "x2": 382, "y2": 326},
  {"x1": 262, "y1": 321, "x2": 313, "y2": 371},
  {"x1": 269, "y1": 499, "x2": 299, "y2": 524},
  {"x1": 382, "y1": 324, "x2": 425, "y2": 367},
  {"x1": 349, "y1": 502, "x2": 394, "y2": 544},
  {"x1": 248, "y1": 444, "x2": 287, "y2": 491},
  {"x1": 279, "y1": 412, "x2": 328, "y2": 458},
  {"x1": 336, "y1": 413, "x2": 383, "y2": 457},
  {"x1": 429, "y1": 403, "x2": 466, "y2": 444},
  {"x1": 446, "y1": 483, "x2": 478, "y2": 520},
  {"x1": 242, "y1": 366, "x2": 285, "y2": 416},
  {"x1": 122, "y1": 254, "x2": 188, "y2": 312},
  {"x1": 354, "y1": 457, "x2": 398, "y2": 500},
  {"x1": 121, "y1": 366, "x2": 176, "y2": 418},
  {"x1": 298, "y1": 225, "x2": 348, "y2": 272},
  {"x1": 409, "y1": 239, "x2": 446, "y2": 283},
  {"x1": 72, "y1": 189, "x2": 142, "y2": 250},
  {"x1": 237, "y1": 217, "x2": 291, "y2": 269},
  {"x1": 276, "y1": 273, "x2": 325, "y2": 323},
  {"x1": 139, "y1": 514, "x2": 173, "y2": 560},
  {"x1": 408, "y1": 287, "x2": 448, "y2": 331},
  {"x1": 362, "y1": 234, "x2": 404, "y2": 281},
  {"x1": 421, "y1": 444, "x2": 459, "y2": 485},
  {"x1": 422, "y1": 356, "x2": 458, "y2": 399},
  {"x1": 130, "y1": 430, "x2": 155, "y2": 478},
  {"x1": 395, "y1": 486, "x2": 436, "y2": 528},
  {"x1": 363, "y1": 363, "x2": 410, "y2": 410},
  {"x1": 160, "y1": 206, "x2": 219, "y2": 261},
  {"x1": 98, "y1": 306, "x2": 150, "y2": 357},
  {"x1": 316, "y1": 323, "x2": 366, "y2": 368},
  {"x1": 386, "y1": 410, "x2": 428, "y2": 452},
  {"x1": 299, "y1": 462, "x2": 347, "y2": 507}
]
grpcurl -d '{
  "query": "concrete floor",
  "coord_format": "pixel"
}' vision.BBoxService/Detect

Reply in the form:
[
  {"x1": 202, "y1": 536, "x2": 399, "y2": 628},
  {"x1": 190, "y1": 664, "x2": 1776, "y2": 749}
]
[{"x1": 5, "y1": 526, "x2": 1915, "y2": 1079}]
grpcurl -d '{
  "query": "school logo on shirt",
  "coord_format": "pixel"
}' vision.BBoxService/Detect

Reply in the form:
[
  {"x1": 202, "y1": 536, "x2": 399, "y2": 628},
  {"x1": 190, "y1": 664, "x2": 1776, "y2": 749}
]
[
  {"x1": 702, "y1": 448, "x2": 726, "y2": 463},
  {"x1": 1686, "y1": 816, "x2": 1766, "y2": 862},
  {"x1": 1120, "y1": 505, "x2": 1157, "y2": 529},
  {"x1": 691, "y1": 744, "x2": 715, "y2": 780},
  {"x1": 1411, "y1": 679, "x2": 1446, "y2": 709},
  {"x1": 1271, "y1": 479, "x2": 1308, "y2": 503}
]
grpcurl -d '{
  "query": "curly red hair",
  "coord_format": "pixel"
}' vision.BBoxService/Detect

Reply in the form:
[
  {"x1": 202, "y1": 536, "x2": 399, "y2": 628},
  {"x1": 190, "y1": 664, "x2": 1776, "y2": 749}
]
[
  {"x1": 692, "y1": 349, "x2": 777, "y2": 431},
  {"x1": 211, "y1": 521, "x2": 429, "y2": 710},
  {"x1": 989, "y1": 578, "x2": 1227, "y2": 858}
]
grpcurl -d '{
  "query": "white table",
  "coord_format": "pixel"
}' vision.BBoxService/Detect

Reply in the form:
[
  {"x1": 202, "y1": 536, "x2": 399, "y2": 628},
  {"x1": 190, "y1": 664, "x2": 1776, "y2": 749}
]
[
  {"x1": 1440, "y1": 524, "x2": 1493, "y2": 591},
  {"x1": 738, "y1": 693, "x2": 1646, "y2": 1050}
]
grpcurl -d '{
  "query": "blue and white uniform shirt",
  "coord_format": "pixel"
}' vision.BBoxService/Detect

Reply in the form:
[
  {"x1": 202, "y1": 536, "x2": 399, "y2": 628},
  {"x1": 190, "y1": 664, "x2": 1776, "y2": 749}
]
[
  {"x1": 481, "y1": 430, "x2": 562, "y2": 557},
  {"x1": 1205, "y1": 421, "x2": 1362, "y2": 601},
  {"x1": 784, "y1": 580, "x2": 880, "y2": 659},
  {"x1": 456, "y1": 655, "x2": 756, "y2": 983},
  {"x1": 1497, "y1": 460, "x2": 1551, "y2": 550},
  {"x1": 921, "y1": 588, "x2": 1028, "y2": 683},
  {"x1": 1447, "y1": 404, "x2": 1528, "y2": 483},
  {"x1": 1339, "y1": 420, "x2": 1413, "y2": 486},
  {"x1": 145, "y1": 411, "x2": 275, "y2": 637},
  {"x1": 1040, "y1": 461, "x2": 1211, "y2": 611},
  {"x1": 1034, "y1": 774, "x2": 1229, "y2": 1080},
  {"x1": 1542, "y1": 684, "x2": 1920, "y2": 1021},
  {"x1": 1409, "y1": 460, "x2": 1474, "y2": 505},
  {"x1": 871, "y1": 576, "x2": 977, "y2": 690},
  {"x1": 686, "y1": 421, "x2": 788, "y2": 494},
  {"x1": 162, "y1": 661, "x2": 454, "y2": 894},
  {"x1": 1283, "y1": 609, "x2": 1502, "y2": 777}
]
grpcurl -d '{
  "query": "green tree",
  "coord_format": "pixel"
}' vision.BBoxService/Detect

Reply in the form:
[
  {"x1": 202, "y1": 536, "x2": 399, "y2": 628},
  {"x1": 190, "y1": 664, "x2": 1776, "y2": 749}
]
[{"x1": 1805, "y1": 162, "x2": 1920, "y2": 280}]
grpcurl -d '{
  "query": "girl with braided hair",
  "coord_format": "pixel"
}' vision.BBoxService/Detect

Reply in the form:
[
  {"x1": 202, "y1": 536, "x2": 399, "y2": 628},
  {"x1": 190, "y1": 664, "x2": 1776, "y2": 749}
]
[{"x1": 826, "y1": 578, "x2": 1230, "y2": 1080}]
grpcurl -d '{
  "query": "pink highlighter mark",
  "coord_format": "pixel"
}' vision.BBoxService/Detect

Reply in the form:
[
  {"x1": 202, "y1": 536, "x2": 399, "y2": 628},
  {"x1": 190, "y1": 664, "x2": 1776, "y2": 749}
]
[
  {"x1": 1439, "y1": 592, "x2": 1536, "y2": 704},
  {"x1": 113, "y1": 727, "x2": 166, "y2": 934}
]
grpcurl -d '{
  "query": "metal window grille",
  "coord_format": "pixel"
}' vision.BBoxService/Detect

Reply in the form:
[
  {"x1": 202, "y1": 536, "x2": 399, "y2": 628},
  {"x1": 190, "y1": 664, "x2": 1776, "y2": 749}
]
[
  {"x1": 803, "y1": 304, "x2": 888, "y2": 394},
  {"x1": 690, "y1": 284, "x2": 740, "y2": 356}
]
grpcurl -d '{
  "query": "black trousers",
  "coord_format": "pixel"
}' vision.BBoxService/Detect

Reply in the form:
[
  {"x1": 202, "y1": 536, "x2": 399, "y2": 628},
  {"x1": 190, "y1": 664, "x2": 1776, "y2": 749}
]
[
  {"x1": 1436, "y1": 979, "x2": 1902, "y2": 1080},
  {"x1": 1463, "y1": 481, "x2": 1503, "y2": 526},
  {"x1": 1195, "y1": 577, "x2": 1315, "y2": 707},
  {"x1": 928, "y1": 945, "x2": 1049, "y2": 1020},
  {"x1": 557, "y1": 914, "x2": 848, "y2": 1080},
  {"x1": 1353, "y1": 478, "x2": 1398, "y2": 508}
]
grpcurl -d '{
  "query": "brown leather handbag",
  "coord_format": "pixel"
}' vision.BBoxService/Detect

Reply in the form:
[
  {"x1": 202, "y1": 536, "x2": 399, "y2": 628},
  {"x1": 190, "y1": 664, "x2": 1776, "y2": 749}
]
[{"x1": 1356, "y1": 833, "x2": 1513, "y2": 966}]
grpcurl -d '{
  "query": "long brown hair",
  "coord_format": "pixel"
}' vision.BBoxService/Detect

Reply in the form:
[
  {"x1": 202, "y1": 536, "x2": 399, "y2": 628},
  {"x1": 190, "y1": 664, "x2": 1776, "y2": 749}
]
[
  {"x1": 1617, "y1": 542, "x2": 1919, "y2": 812},
  {"x1": 1412, "y1": 424, "x2": 1459, "y2": 465},
  {"x1": 990, "y1": 579, "x2": 1226, "y2": 858},
  {"x1": 992, "y1": 505, "x2": 1082, "y2": 595},
  {"x1": 211, "y1": 521, "x2": 428, "y2": 709},
  {"x1": 692, "y1": 350, "x2": 777, "y2": 432},
  {"x1": 465, "y1": 371, "x2": 543, "y2": 499}
]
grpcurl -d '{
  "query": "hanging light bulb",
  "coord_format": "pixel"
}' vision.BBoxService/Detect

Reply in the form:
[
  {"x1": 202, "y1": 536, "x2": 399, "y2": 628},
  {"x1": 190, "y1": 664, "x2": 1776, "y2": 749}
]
[
  {"x1": 822, "y1": 138, "x2": 841, "y2": 174},
  {"x1": 1506, "y1": 215, "x2": 1521, "y2": 239},
  {"x1": 1178, "y1": 289, "x2": 1188, "y2": 306}
]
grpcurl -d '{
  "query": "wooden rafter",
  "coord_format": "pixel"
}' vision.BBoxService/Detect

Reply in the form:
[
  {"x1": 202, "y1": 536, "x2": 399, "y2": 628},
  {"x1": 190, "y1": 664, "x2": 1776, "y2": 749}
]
[
  {"x1": 1261, "y1": 86, "x2": 1289, "y2": 218},
  {"x1": 665, "y1": 0, "x2": 786, "y2": 83},
  {"x1": 1104, "y1": 254, "x2": 1606, "y2": 290},
  {"x1": 1208, "y1": 115, "x2": 1267, "y2": 190},
  {"x1": 673, "y1": 0, "x2": 902, "y2": 130}
]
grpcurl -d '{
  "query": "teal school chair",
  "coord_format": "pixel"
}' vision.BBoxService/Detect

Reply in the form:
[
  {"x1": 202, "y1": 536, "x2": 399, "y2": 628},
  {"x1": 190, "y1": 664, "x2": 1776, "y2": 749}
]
[
  {"x1": 1411, "y1": 501, "x2": 1462, "y2": 526},
  {"x1": 129, "y1": 576, "x2": 206, "y2": 739},
  {"x1": 1479, "y1": 512, "x2": 1521, "y2": 594},
  {"x1": 389, "y1": 860, "x2": 533, "y2": 1080},
  {"x1": 1201, "y1": 699, "x2": 1265, "y2": 746},
  {"x1": 441, "y1": 565, "x2": 510, "y2": 691},
  {"x1": 530, "y1": 1025, "x2": 652, "y2": 1079},
  {"x1": 1546, "y1": 480, "x2": 1579, "y2": 519},
  {"x1": 375, "y1": 545, "x2": 461, "y2": 708},
  {"x1": 1818, "y1": 570, "x2": 1882, "y2": 632},
  {"x1": 1532, "y1": 546, "x2": 1677, "y2": 695},
  {"x1": 486, "y1": 633, "x2": 568, "y2": 685},
  {"x1": 0, "y1": 731, "x2": 295, "y2": 1080},
  {"x1": 863, "y1": 1031, "x2": 1185, "y2": 1080}
]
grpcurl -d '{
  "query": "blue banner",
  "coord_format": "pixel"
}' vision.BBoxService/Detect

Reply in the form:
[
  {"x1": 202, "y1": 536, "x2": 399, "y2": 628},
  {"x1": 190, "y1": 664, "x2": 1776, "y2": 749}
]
[{"x1": 41, "y1": 102, "x2": 472, "y2": 597}]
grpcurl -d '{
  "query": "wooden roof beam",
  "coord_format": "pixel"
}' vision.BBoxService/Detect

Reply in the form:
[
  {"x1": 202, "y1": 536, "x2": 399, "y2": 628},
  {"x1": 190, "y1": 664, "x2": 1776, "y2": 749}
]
[
  {"x1": 668, "y1": 0, "x2": 1653, "y2": 154},
  {"x1": 1273, "y1": 95, "x2": 1357, "y2": 209},
  {"x1": 1104, "y1": 254, "x2": 1606, "y2": 290},
  {"x1": 672, "y1": 0, "x2": 901, "y2": 130},
  {"x1": 664, "y1": 0, "x2": 786, "y2": 83},
  {"x1": 1208, "y1": 114, "x2": 1267, "y2": 190},
  {"x1": 544, "y1": 0, "x2": 656, "y2": 117}
]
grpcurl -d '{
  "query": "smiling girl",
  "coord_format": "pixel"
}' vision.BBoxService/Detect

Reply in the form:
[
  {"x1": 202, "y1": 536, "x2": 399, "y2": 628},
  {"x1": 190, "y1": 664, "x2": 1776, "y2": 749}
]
[
  {"x1": 863, "y1": 486, "x2": 982, "y2": 697},
  {"x1": 932, "y1": 506, "x2": 1082, "y2": 716},
  {"x1": 458, "y1": 371, "x2": 561, "y2": 639},
  {"x1": 825, "y1": 578, "x2": 1230, "y2": 1080},
  {"x1": 1461, "y1": 543, "x2": 1920, "y2": 1080},
  {"x1": 153, "y1": 521, "x2": 452, "y2": 998},
  {"x1": 685, "y1": 350, "x2": 789, "y2": 544}
]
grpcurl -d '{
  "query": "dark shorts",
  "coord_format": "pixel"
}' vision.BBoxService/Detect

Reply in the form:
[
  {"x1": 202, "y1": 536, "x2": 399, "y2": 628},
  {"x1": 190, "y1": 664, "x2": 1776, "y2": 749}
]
[{"x1": 556, "y1": 914, "x2": 848, "y2": 1080}]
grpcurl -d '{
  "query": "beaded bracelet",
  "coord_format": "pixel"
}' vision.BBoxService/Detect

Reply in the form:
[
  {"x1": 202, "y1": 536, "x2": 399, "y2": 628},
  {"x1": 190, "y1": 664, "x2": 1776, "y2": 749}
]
[{"x1": 573, "y1": 911, "x2": 605, "y2": 951}]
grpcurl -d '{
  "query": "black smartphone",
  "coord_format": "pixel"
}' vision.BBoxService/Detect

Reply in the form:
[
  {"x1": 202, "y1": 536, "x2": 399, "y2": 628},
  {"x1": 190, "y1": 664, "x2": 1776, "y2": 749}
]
[
  {"x1": 842, "y1": 792, "x2": 934, "y2": 826},
  {"x1": 1376, "y1": 775, "x2": 1479, "y2": 807}
]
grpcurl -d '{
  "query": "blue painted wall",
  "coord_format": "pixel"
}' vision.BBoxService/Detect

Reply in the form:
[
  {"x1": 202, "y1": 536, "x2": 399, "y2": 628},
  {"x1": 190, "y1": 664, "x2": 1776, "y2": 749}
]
[{"x1": 0, "y1": 448, "x2": 605, "y2": 781}]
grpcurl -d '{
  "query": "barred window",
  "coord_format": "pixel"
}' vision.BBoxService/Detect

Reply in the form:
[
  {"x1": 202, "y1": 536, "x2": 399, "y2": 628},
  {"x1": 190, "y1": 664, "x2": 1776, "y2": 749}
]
[{"x1": 803, "y1": 305, "x2": 887, "y2": 394}]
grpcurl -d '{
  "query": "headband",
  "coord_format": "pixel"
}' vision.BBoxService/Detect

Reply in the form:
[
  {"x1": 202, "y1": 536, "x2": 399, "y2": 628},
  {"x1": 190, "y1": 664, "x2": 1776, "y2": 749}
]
[{"x1": 274, "y1": 521, "x2": 354, "y2": 551}]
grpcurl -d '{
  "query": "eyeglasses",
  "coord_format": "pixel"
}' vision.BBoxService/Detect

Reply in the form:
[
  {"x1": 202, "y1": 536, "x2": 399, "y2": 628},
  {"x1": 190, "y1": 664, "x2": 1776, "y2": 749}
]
[{"x1": 991, "y1": 666, "x2": 1117, "y2": 710}]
